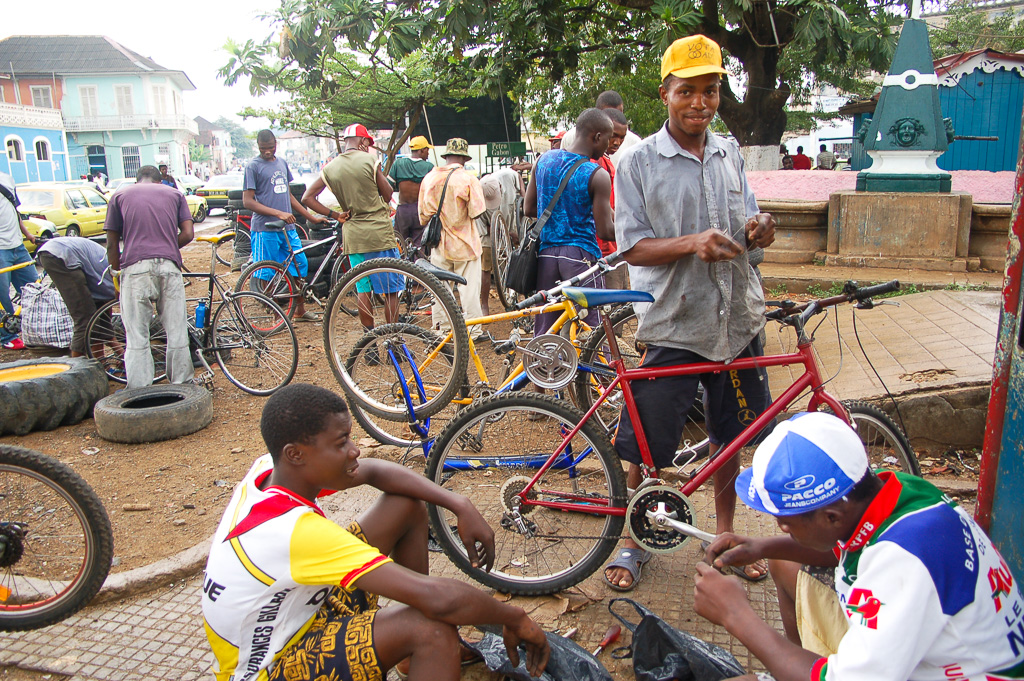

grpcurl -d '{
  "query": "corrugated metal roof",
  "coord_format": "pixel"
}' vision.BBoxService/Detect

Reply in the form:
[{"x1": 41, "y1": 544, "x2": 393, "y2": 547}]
[{"x1": 0, "y1": 35, "x2": 193, "y2": 88}]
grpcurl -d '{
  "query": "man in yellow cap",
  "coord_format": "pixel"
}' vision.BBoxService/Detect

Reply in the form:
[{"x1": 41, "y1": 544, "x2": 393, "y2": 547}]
[
  {"x1": 389, "y1": 135, "x2": 435, "y2": 248},
  {"x1": 603, "y1": 34, "x2": 778, "y2": 591}
]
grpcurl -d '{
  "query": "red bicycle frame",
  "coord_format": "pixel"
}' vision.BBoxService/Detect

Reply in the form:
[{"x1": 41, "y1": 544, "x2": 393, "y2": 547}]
[{"x1": 519, "y1": 309, "x2": 850, "y2": 516}]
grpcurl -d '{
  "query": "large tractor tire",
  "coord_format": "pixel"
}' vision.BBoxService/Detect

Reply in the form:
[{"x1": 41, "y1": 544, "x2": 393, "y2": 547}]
[
  {"x1": 0, "y1": 358, "x2": 108, "y2": 435},
  {"x1": 93, "y1": 384, "x2": 213, "y2": 444}
]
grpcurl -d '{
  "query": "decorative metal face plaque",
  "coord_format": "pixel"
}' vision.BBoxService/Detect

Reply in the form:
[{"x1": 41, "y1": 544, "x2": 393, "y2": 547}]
[{"x1": 888, "y1": 118, "x2": 926, "y2": 147}]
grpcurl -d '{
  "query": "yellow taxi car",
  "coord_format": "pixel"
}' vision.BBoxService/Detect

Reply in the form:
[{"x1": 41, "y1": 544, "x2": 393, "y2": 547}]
[
  {"x1": 195, "y1": 173, "x2": 243, "y2": 211},
  {"x1": 16, "y1": 182, "x2": 109, "y2": 237},
  {"x1": 19, "y1": 214, "x2": 59, "y2": 254}
]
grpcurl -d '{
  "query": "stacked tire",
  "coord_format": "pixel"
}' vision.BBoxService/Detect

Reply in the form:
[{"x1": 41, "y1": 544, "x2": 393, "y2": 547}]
[{"x1": 0, "y1": 358, "x2": 109, "y2": 435}]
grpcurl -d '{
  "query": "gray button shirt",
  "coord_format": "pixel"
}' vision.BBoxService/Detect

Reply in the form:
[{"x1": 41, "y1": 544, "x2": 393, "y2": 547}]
[{"x1": 614, "y1": 125, "x2": 765, "y2": 362}]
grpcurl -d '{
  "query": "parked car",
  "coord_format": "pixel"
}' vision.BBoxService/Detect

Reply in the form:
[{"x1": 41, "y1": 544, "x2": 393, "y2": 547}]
[
  {"x1": 105, "y1": 178, "x2": 133, "y2": 193},
  {"x1": 16, "y1": 182, "x2": 109, "y2": 237},
  {"x1": 108, "y1": 178, "x2": 207, "y2": 222},
  {"x1": 196, "y1": 174, "x2": 244, "y2": 211},
  {"x1": 176, "y1": 174, "x2": 204, "y2": 194},
  {"x1": 19, "y1": 214, "x2": 58, "y2": 253}
]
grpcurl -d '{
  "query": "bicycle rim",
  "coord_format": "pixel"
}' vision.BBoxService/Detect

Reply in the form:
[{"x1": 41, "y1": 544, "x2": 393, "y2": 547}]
[
  {"x1": 213, "y1": 292, "x2": 298, "y2": 395},
  {"x1": 491, "y1": 214, "x2": 521, "y2": 311},
  {"x1": 85, "y1": 299, "x2": 168, "y2": 384},
  {"x1": 0, "y1": 446, "x2": 112, "y2": 631},
  {"x1": 214, "y1": 228, "x2": 236, "y2": 268},
  {"x1": 425, "y1": 393, "x2": 626, "y2": 595},
  {"x1": 839, "y1": 401, "x2": 920, "y2": 475}
]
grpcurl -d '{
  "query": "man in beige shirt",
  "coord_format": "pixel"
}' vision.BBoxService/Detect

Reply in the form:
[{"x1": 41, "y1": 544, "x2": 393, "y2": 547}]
[{"x1": 418, "y1": 138, "x2": 487, "y2": 335}]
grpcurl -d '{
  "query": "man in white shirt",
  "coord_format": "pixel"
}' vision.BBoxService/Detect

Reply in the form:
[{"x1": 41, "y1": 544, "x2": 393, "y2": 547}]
[{"x1": 0, "y1": 171, "x2": 39, "y2": 350}]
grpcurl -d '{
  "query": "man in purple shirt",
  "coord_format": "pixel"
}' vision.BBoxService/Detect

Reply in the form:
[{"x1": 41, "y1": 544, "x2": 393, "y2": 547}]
[{"x1": 105, "y1": 165, "x2": 194, "y2": 388}]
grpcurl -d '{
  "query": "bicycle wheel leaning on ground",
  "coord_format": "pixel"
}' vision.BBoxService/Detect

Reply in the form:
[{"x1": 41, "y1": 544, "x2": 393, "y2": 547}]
[
  {"x1": 235, "y1": 260, "x2": 300, "y2": 321},
  {"x1": 212, "y1": 292, "x2": 298, "y2": 396},
  {"x1": 0, "y1": 445, "x2": 113, "y2": 631},
  {"x1": 85, "y1": 299, "x2": 168, "y2": 384},
  {"x1": 425, "y1": 392, "x2": 627, "y2": 596},
  {"x1": 324, "y1": 258, "x2": 469, "y2": 420},
  {"x1": 491, "y1": 213, "x2": 523, "y2": 311}
]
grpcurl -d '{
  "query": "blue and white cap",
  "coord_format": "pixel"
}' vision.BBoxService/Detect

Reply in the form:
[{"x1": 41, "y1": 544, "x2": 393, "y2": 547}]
[{"x1": 736, "y1": 412, "x2": 868, "y2": 516}]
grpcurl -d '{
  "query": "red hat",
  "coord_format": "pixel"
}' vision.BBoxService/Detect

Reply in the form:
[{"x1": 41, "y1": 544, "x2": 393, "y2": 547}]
[
  {"x1": 549, "y1": 131, "x2": 565, "y2": 140},
  {"x1": 342, "y1": 123, "x2": 375, "y2": 145}
]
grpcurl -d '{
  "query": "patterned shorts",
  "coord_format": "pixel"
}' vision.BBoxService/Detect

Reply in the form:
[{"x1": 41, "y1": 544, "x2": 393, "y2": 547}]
[{"x1": 268, "y1": 522, "x2": 382, "y2": 681}]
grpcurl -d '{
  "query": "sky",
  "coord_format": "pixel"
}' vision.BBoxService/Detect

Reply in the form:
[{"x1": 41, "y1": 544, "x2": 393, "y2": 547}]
[{"x1": 4, "y1": 0, "x2": 286, "y2": 129}]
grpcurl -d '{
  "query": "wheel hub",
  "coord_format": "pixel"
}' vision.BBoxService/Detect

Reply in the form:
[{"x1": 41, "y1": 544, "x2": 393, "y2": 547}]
[
  {"x1": 0, "y1": 522, "x2": 27, "y2": 568},
  {"x1": 626, "y1": 485, "x2": 695, "y2": 554}
]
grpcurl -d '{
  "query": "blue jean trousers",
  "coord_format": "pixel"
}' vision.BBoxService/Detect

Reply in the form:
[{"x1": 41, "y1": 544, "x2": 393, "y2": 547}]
[{"x1": 0, "y1": 244, "x2": 39, "y2": 343}]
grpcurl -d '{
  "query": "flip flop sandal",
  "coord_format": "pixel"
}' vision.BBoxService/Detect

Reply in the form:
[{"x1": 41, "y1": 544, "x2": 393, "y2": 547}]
[
  {"x1": 294, "y1": 311, "x2": 321, "y2": 323},
  {"x1": 603, "y1": 547, "x2": 653, "y2": 592},
  {"x1": 700, "y1": 540, "x2": 769, "y2": 582}
]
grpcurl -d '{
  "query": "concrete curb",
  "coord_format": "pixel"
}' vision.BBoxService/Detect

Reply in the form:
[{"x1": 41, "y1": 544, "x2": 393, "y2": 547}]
[{"x1": 93, "y1": 536, "x2": 212, "y2": 605}]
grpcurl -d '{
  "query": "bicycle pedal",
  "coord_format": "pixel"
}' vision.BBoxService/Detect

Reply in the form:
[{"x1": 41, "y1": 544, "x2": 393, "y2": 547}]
[{"x1": 196, "y1": 371, "x2": 215, "y2": 391}]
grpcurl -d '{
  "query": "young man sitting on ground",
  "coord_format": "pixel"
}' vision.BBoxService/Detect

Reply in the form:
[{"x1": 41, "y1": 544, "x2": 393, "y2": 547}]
[
  {"x1": 693, "y1": 412, "x2": 1024, "y2": 681},
  {"x1": 202, "y1": 383, "x2": 549, "y2": 681}
]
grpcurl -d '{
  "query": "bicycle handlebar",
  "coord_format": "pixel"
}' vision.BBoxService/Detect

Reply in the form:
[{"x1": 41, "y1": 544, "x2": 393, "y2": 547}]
[
  {"x1": 512, "y1": 253, "x2": 624, "y2": 311},
  {"x1": 765, "y1": 280, "x2": 900, "y2": 322}
]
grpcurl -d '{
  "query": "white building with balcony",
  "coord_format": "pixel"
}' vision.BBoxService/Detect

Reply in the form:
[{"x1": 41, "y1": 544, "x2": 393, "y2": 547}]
[{"x1": 0, "y1": 35, "x2": 197, "y2": 181}]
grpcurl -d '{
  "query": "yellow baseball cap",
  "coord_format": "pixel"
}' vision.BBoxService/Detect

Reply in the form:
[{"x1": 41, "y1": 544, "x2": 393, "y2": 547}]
[
  {"x1": 661, "y1": 34, "x2": 728, "y2": 81},
  {"x1": 409, "y1": 136, "x2": 433, "y2": 150}
]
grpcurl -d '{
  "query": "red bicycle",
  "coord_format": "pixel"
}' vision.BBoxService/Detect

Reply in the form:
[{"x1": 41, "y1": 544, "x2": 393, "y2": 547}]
[{"x1": 423, "y1": 273, "x2": 918, "y2": 595}]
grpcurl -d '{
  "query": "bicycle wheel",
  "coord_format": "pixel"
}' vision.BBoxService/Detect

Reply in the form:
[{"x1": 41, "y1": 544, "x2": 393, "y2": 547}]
[
  {"x1": 324, "y1": 258, "x2": 469, "y2": 419},
  {"x1": 85, "y1": 299, "x2": 168, "y2": 384},
  {"x1": 425, "y1": 393, "x2": 627, "y2": 595},
  {"x1": 829, "y1": 401, "x2": 920, "y2": 475},
  {"x1": 491, "y1": 213, "x2": 521, "y2": 311},
  {"x1": 214, "y1": 227, "x2": 236, "y2": 268},
  {"x1": 0, "y1": 445, "x2": 113, "y2": 631},
  {"x1": 212, "y1": 292, "x2": 298, "y2": 395},
  {"x1": 235, "y1": 260, "x2": 300, "y2": 320}
]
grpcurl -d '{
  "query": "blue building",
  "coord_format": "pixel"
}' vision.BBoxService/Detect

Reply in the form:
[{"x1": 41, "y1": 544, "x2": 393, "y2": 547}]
[
  {"x1": 0, "y1": 35, "x2": 197, "y2": 182},
  {"x1": 0, "y1": 103, "x2": 70, "y2": 183}
]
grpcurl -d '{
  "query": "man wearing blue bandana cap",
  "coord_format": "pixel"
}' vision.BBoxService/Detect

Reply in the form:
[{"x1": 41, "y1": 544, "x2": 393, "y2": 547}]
[{"x1": 694, "y1": 412, "x2": 1024, "y2": 681}]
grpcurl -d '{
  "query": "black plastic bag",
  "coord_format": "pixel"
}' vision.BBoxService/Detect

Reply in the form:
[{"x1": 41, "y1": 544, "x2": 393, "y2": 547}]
[
  {"x1": 464, "y1": 624, "x2": 613, "y2": 681},
  {"x1": 609, "y1": 598, "x2": 746, "y2": 681}
]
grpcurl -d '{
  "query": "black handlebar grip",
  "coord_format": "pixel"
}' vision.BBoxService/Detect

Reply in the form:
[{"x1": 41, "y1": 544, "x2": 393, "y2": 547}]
[
  {"x1": 853, "y1": 280, "x2": 900, "y2": 301},
  {"x1": 514, "y1": 292, "x2": 545, "y2": 311}
]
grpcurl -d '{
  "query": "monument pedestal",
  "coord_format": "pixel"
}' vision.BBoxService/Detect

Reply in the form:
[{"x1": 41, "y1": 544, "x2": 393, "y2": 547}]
[
  {"x1": 822, "y1": 191, "x2": 978, "y2": 272},
  {"x1": 856, "y1": 172, "x2": 952, "y2": 193}
]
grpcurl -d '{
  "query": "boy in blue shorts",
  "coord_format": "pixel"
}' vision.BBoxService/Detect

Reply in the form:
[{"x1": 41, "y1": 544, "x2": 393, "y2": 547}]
[{"x1": 202, "y1": 383, "x2": 549, "y2": 681}]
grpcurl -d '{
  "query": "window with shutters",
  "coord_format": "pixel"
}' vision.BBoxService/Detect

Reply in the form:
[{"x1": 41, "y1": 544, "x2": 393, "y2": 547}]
[
  {"x1": 34, "y1": 139, "x2": 50, "y2": 161},
  {"x1": 6, "y1": 137, "x2": 24, "y2": 162},
  {"x1": 153, "y1": 85, "x2": 168, "y2": 116},
  {"x1": 114, "y1": 85, "x2": 134, "y2": 116},
  {"x1": 30, "y1": 86, "x2": 52, "y2": 108},
  {"x1": 80, "y1": 86, "x2": 98, "y2": 118}
]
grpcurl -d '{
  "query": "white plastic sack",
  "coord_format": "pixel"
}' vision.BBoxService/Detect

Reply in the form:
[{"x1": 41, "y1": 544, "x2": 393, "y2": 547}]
[{"x1": 20, "y1": 282, "x2": 73, "y2": 348}]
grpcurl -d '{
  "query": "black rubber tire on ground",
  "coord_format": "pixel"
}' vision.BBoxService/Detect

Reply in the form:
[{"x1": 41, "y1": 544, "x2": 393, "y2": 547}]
[
  {"x1": 64, "y1": 225, "x2": 81, "y2": 237},
  {"x1": 0, "y1": 358, "x2": 109, "y2": 436},
  {"x1": 0, "y1": 444, "x2": 113, "y2": 631},
  {"x1": 425, "y1": 392, "x2": 627, "y2": 595},
  {"x1": 93, "y1": 384, "x2": 214, "y2": 444},
  {"x1": 194, "y1": 204, "x2": 208, "y2": 223}
]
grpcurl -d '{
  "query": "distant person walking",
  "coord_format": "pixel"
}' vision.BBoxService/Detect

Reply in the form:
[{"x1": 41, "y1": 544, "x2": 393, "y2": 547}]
[
  {"x1": 418, "y1": 138, "x2": 487, "y2": 336},
  {"x1": 105, "y1": 165, "x2": 194, "y2": 388},
  {"x1": 389, "y1": 136, "x2": 434, "y2": 248},
  {"x1": 243, "y1": 129, "x2": 326, "y2": 322},
  {"x1": 792, "y1": 146, "x2": 812, "y2": 170},
  {"x1": 0, "y1": 170, "x2": 39, "y2": 350},
  {"x1": 816, "y1": 144, "x2": 836, "y2": 170},
  {"x1": 37, "y1": 237, "x2": 115, "y2": 357}
]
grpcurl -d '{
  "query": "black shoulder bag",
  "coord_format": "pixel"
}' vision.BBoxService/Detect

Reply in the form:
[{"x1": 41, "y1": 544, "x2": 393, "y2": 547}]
[
  {"x1": 505, "y1": 157, "x2": 588, "y2": 296},
  {"x1": 420, "y1": 169, "x2": 456, "y2": 257}
]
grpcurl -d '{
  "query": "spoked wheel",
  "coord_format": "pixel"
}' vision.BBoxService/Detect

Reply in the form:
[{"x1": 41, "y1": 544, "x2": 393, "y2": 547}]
[
  {"x1": 212, "y1": 292, "x2": 298, "y2": 395},
  {"x1": 0, "y1": 445, "x2": 113, "y2": 631},
  {"x1": 85, "y1": 299, "x2": 168, "y2": 384},
  {"x1": 324, "y1": 258, "x2": 469, "y2": 419},
  {"x1": 235, "y1": 260, "x2": 300, "y2": 324},
  {"x1": 825, "y1": 401, "x2": 920, "y2": 475},
  {"x1": 491, "y1": 213, "x2": 523, "y2": 311},
  {"x1": 425, "y1": 393, "x2": 627, "y2": 595},
  {"x1": 214, "y1": 227, "x2": 236, "y2": 267},
  {"x1": 575, "y1": 306, "x2": 710, "y2": 462}
]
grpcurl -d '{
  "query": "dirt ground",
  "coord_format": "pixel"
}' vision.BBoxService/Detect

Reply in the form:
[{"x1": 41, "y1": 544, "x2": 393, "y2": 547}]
[{"x1": 0, "y1": 231, "x2": 979, "y2": 574}]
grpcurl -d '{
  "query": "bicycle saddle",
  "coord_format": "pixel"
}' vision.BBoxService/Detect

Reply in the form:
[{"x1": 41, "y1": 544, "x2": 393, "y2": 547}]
[
  {"x1": 414, "y1": 258, "x2": 468, "y2": 286},
  {"x1": 561, "y1": 287, "x2": 654, "y2": 308},
  {"x1": 264, "y1": 219, "x2": 289, "y2": 230}
]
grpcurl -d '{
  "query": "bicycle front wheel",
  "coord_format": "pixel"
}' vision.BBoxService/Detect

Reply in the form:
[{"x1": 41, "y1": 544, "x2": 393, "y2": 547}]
[
  {"x1": 0, "y1": 445, "x2": 113, "y2": 631},
  {"x1": 833, "y1": 401, "x2": 920, "y2": 475},
  {"x1": 235, "y1": 259, "x2": 300, "y2": 321},
  {"x1": 212, "y1": 292, "x2": 298, "y2": 395},
  {"x1": 425, "y1": 393, "x2": 627, "y2": 596},
  {"x1": 85, "y1": 299, "x2": 168, "y2": 384},
  {"x1": 324, "y1": 258, "x2": 469, "y2": 419}
]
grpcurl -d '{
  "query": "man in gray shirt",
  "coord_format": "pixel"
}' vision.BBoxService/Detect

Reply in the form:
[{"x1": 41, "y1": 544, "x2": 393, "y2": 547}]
[
  {"x1": 37, "y1": 237, "x2": 115, "y2": 357},
  {"x1": 603, "y1": 35, "x2": 777, "y2": 591}
]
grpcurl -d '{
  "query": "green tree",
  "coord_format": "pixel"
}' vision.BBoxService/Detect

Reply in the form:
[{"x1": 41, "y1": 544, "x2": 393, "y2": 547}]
[
  {"x1": 930, "y1": 0, "x2": 1024, "y2": 58},
  {"x1": 215, "y1": 116, "x2": 255, "y2": 159},
  {"x1": 188, "y1": 140, "x2": 211, "y2": 164}
]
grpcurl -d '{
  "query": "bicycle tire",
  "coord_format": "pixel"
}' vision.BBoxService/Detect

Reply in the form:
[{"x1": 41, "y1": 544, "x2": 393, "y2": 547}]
[
  {"x1": 827, "y1": 401, "x2": 920, "y2": 476},
  {"x1": 235, "y1": 259, "x2": 300, "y2": 322},
  {"x1": 425, "y1": 392, "x2": 627, "y2": 595},
  {"x1": 324, "y1": 258, "x2": 469, "y2": 419},
  {"x1": 491, "y1": 213, "x2": 521, "y2": 311},
  {"x1": 85, "y1": 299, "x2": 168, "y2": 384},
  {"x1": 0, "y1": 445, "x2": 113, "y2": 631},
  {"x1": 212, "y1": 292, "x2": 298, "y2": 395},
  {"x1": 214, "y1": 227, "x2": 236, "y2": 267}
]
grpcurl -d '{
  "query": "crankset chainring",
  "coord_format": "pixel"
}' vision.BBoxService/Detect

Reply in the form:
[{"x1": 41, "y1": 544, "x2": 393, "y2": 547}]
[
  {"x1": 0, "y1": 522, "x2": 27, "y2": 568},
  {"x1": 499, "y1": 476, "x2": 538, "y2": 515},
  {"x1": 522, "y1": 334, "x2": 578, "y2": 390},
  {"x1": 626, "y1": 485, "x2": 696, "y2": 554}
]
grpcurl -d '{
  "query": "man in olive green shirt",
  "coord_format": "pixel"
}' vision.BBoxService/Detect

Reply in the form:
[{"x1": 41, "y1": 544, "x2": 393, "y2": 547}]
[
  {"x1": 389, "y1": 136, "x2": 434, "y2": 247},
  {"x1": 301, "y1": 124, "x2": 400, "y2": 338}
]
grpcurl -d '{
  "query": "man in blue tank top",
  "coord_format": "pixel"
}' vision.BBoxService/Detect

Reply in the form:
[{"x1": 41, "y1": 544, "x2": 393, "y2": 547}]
[{"x1": 524, "y1": 108, "x2": 615, "y2": 333}]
